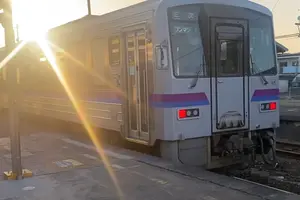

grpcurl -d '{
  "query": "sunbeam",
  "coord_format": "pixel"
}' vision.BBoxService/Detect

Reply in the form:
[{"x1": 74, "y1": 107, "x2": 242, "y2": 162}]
[
  {"x1": 0, "y1": 41, "x2": 27, "y2": 70},
  {"x1": 46, "y1": 41, "x2": 125, "y2": 98},
  {"x1": 37, "y1": 39, "x2": 124, "y2": 198}
]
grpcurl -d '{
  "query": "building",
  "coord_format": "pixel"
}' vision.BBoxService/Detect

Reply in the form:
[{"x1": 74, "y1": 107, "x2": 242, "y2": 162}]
[
  {"x1": 278, "y1": 52, "x2": 300, "y2": 74},
  {"x1": 276, "y1": 42, "x2": 289, "y2": 54},
  {"x1": 276, "y1": 42, "x2": 300, "y2": 93}
]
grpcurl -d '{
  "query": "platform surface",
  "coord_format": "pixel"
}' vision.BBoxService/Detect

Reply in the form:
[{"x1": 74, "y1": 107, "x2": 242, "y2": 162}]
[{"x1": 0, "y1": 131, "x2": 299, "y2": 200}]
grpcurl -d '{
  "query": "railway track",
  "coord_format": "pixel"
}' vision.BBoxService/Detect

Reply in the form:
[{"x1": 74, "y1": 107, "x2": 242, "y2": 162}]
[{"x1": 276, "y1": 139, "x2": 300, "y2": 158}]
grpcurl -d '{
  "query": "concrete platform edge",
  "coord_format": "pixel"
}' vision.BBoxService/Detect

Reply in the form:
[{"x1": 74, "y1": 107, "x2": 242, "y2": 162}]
[{"x1": 133, "y1": 157, "x2": 299, "y2": 200}]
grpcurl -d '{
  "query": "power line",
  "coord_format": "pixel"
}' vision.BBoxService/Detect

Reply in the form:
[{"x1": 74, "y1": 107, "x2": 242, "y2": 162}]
[
  {"x1": 272, "y1": 0, "x2": 281, "y2": 12},
  {"x1": 275, "y1": 33, "x2": 300, "y2": 39},
  {"x1": 275, "y1": 8, "x2": 300, "y2": 39}
]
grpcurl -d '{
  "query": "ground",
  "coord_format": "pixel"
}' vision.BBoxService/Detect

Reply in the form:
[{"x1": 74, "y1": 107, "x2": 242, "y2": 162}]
[{"x1": 0, "y1": 112, "x2": 299, "y2": 200}]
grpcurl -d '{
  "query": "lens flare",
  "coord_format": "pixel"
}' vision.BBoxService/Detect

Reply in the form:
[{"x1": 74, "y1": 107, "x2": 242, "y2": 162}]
[
  {"x1": 0, "y1": 36, "x2": 124, "y2": 198},
  {"x1": 46, "y1": 41, "x2": 125, "y2": 96},
  {"x1": 37, "y1": 39, "x2": 124, "y2": 198},
  {"x1": 0, "y1": 41, "x2": 27, "y2": 70}
]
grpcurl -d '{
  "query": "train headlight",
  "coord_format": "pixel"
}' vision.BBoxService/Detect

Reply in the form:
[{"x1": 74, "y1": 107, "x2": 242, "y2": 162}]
[
  {"x1": 193, "y1": 110, "x2": 198, "y2": 116},
  {"x1": 260, "y1": 102, "x2": 277, "y2": 112},
  {"x1": 186, "y1": 110, "x2": 192, "y2": 117},
  {"x1": 178, "y1": 108, "x2": 200, "y2": 120}
]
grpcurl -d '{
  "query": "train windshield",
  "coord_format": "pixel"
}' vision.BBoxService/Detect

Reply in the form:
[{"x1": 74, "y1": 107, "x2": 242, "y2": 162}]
[
  {"x1": 249, "y1": 17, "x2": 276, "y2": 75},
  {"x1": 168, "y1": 6, "x2": 206, "y2": 77},
  {"x1": 168, "y1": 4, "x2": 277, "y2": 78}
]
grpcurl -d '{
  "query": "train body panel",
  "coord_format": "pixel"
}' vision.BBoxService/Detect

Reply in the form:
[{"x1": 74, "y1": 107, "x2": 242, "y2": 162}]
[
  {"x1": 0, "y1": 0, "x2": 279, "y2": 168},
  {"x1": 249, "y1": 77, "x2": 280, "y2": 130},
  {"x1": 154, "y1": 0, "x2": 278, "y2": 138},
  {"x1": 170, "y1": 79, "x2": 211, "y2": 140},
  {"x1": 22, "y1": 95, "x2": 123, "y2": 131}
]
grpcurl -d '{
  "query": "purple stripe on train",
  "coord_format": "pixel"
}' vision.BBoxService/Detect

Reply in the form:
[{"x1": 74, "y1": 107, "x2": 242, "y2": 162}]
[
  {"x1": 25, "y1": 91, "x2": 123, "y2": 103},
  {"x1": 150, "y1": 93, "x2": 209, "y2": 108},
  {"x1": 251, "y1": 89, "x2": 279, "y2": 102},
  {"x1": 25, "y1": 91, "x2": 210, "y2": 108}
]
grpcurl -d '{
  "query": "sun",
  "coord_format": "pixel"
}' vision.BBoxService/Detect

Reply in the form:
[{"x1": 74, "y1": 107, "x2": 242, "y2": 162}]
[
  {"x1": 22, "y1": 28, "x2": 48, "y2": 42},
  {"x1": 13, "y1": 0, "x2": 50, "y2": 42}
]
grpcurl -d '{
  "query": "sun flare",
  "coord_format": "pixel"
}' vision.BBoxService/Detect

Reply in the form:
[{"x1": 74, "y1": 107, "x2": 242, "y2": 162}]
[
  {"x1": 11, "y1": 0, "x2": 124, "y2": 195},
  {"x1": 13, "y1": 0, "x2": 50, "y2": 42}
]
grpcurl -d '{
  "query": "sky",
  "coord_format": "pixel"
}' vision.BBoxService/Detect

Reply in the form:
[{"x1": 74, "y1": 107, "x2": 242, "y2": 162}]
[
  {"x1": 252, "y1": 0, "x2": 300, "y2": 53},
  {"x1": 0, "y1": 0, "x2": 299, "y2": 52}
]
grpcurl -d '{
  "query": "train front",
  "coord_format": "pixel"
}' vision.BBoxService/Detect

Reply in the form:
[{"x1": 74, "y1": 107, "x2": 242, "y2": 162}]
[{"x1": 154, "y1": 0, "x2": 279, "y2": 168}]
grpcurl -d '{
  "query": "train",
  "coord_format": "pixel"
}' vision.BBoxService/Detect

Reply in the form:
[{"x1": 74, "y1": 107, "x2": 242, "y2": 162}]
[{"x1": 0, "y1": 0, "x2": 279, "y2": 169}]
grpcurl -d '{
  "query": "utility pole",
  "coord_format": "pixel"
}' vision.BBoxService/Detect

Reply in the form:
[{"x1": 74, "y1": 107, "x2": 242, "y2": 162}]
[
  {"x1": 287, "y1": 16, "x2": 300, "y2": 99},
  {"x1": 296, "y1": 16, "x2": 300, "y2": 35},
  {"x1": 275, "y1": 16, "x2": 300, "y2": 40},
  {"x1": 15, "y1": 24, "x2": 19, "y2": 43},
  {"x1": 87, "y1": 0, "x2": 91, "y2": 15},
  {"x1": 0, "y1": 0, "x2": 23, "y2": 180}
]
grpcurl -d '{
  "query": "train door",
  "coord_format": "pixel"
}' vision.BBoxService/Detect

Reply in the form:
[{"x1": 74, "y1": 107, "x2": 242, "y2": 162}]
[
  {"x1": 125, "y1": 30, "x2": 150, "y2": 142},
  {"x1": 210, "y1": 18, "x2": 249, "y2": 132}
]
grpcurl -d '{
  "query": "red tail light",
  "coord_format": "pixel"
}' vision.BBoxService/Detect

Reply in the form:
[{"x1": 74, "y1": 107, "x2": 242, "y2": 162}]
[
  {"x1": 178, "y1": 108, "x2": 200, "y2": 119},
  {"x1": 178, "y1": 109, "x2": 187, "y2": 119},
  {"x1": 260, "y1": 102, "x2": 277, "y2": 112},
  {"x1": 270, "y1": 102, "x2": 277, "y2": 110}
]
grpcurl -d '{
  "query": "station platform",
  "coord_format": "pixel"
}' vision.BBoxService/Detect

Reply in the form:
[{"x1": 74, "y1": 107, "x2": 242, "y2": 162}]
[{"x1": 0, "y1": 132, "x2": 299, "y2": 200}]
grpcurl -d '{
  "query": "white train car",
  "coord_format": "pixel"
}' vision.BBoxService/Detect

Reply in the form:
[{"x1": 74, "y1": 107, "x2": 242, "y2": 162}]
[{"x1": 2, "y1": 0, "x2": 279, "y2": 168}]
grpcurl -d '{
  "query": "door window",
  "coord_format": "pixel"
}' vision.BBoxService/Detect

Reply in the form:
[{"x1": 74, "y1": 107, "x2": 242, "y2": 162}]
[
  {"x1": 127, "y1": 35, "x2": 137, "y2": 131},
  {"x1": 219, "y1": 40, "x2": 242, "y2": 75},
  {"x1": 216, "y1": 25, "x2": 243, "y2": 77}
]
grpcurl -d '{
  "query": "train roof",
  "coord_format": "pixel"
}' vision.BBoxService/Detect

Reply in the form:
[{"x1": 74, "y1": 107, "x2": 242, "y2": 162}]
[
  {"x1": 47, "y1": 0, "x2": 271, "y2": 42},
  {"x1": 157, "y1": 0, "x2": 272, "y2": 16},
  {"x1": 47, "y1": 0, "x2": 159, "y2": 41}
]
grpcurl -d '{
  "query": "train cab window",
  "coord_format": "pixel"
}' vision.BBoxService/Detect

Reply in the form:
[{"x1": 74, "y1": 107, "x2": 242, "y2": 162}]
[
  {"x1": 168, "y1": 6, "x2": 207, "y2": 77},
  {"x1": 109, "y1": 36, "x2": 120, "y2": 66},
  {"x1": 249, "y1": 16, "x2": 276, "y2": 75}
]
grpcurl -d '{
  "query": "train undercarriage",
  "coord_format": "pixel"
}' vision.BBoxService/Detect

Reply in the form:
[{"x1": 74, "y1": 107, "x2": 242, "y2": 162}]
[
  {"x1": 160, "y1": 129, "x2": 278, "y2": 169},
  {"x1": 208, "y1": 130, "x2": 278, "y2": 168}
]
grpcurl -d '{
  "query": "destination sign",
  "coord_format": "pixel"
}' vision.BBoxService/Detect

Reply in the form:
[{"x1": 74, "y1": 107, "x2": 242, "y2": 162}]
[
  {"x1": 171, "y1": 10, "x2": 198, "y2": 21},
  {"x1": 172, "y1": 25, "x2": 198, "y2": 35}
]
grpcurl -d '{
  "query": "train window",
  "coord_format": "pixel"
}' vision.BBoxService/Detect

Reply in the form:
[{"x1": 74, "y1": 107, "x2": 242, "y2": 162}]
[
  {"x1": 138, "y1": 34, "x2": 146, "y2": 66},
  {"x1": 218, "y1": 40, "x2": 242, "y2": 76},
  {"x1": 169, "y1": 22, "x2": 206, "y2": 77},
  {"x1": 215, "y1": 25, "x2": 243, "y2": 77},
  {"x1": 109, "y1": 36, "x2": 120, "y2": 66},
  {"x1": 86, "y1": 43, "x2": 93, "y2": 68},
  {"x1": 168, "y1": 6, "x2": 207, "y2": 78},
  {"x1": 2, "y1": 69, "x2": 6, "y2": 81},
  {"x1": 92, "y1": 38, "x2": 109, "y2": 68},
  {"x1": 91, "y1": 38, "x2": 110, "y2": 87},
  {"x1": 68, "y1": 42, "x2": 86, "y2": 66},
  {"x1": 250, "y1": 17, "x2": 276, "y2": 75}
]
